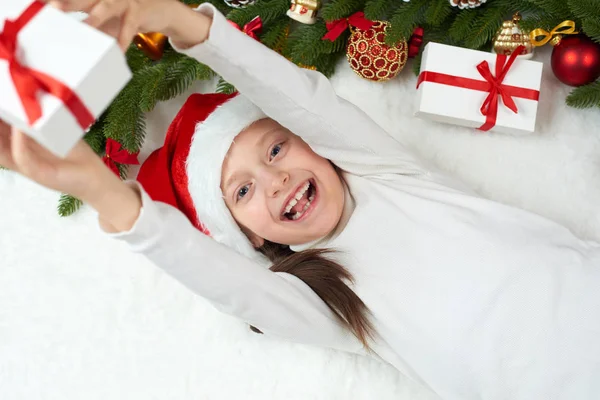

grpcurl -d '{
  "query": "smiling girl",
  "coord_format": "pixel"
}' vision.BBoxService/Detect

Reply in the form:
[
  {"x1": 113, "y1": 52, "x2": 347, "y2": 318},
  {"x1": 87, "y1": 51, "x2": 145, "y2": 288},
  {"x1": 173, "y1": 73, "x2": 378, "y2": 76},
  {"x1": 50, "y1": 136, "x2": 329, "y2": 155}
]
[{"x1": 2, "y1": 1, "x2": 600, "y2": 399}]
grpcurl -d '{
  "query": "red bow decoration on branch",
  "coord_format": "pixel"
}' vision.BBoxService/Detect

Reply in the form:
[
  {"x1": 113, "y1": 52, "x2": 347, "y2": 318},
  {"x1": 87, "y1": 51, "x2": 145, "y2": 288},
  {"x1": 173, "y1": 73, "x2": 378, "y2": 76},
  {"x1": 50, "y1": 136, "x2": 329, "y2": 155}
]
[
  {"x1": 322, "y1": 12, "x2": 375, "y2": 42},
  {"x1": 102, "y1": 138, "x2": 140, "y2": 177},
  {"x1": 0, "y1": 1, "x2": 94, "y2": 129},
  {"x1": 416, "y1": 45, "x2": 539, "y2": 131},
  {"x1": 228, "y1": 16, "x2": 263, "y2": 41},
  {"x1": 408, "y1": 27, "x2": 424, "y2": 58}
]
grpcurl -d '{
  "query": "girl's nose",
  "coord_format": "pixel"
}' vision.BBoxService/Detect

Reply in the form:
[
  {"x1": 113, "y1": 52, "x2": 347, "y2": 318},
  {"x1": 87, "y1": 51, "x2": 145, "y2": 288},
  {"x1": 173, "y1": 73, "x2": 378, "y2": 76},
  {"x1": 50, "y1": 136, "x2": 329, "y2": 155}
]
[{"x1": 266, "y1": 169, "x2": 290, "y2": 197}]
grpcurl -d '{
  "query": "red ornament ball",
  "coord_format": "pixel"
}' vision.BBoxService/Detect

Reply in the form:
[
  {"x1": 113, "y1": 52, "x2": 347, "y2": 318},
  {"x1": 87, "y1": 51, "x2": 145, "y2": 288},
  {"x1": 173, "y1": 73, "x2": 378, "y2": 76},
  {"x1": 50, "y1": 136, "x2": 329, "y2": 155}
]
[
  {"x1": 346, "y1": 21, "x2": 408, "y2": 82},
  {"x1": 551, "y1": 35, "x2": 600, "y2": 86}
]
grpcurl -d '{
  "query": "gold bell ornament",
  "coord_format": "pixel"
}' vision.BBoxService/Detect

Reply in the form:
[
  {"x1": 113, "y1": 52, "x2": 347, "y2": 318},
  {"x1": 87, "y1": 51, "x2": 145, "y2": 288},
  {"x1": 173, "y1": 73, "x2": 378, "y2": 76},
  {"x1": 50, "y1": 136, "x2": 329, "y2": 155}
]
[
  {"x1": 134, "y1": 4, "x2": 199, "y2": 61},
  {"x1": 287, "y1": 0, "x2": 321, "y2": 25},
  {"x1": 133, "y1": 32, "x2": 168, "y2": 61},
  {"x1": 492, "y1": 12, "x2": 534, "y2": 59}
]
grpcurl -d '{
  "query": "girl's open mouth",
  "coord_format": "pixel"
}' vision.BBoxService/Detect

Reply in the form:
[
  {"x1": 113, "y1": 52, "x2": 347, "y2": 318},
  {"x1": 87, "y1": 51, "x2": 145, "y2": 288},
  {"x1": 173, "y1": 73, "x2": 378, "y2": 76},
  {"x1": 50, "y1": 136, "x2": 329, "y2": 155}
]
[{"x1": 281, "y1": 179, "x2": 317, "y2": 221}]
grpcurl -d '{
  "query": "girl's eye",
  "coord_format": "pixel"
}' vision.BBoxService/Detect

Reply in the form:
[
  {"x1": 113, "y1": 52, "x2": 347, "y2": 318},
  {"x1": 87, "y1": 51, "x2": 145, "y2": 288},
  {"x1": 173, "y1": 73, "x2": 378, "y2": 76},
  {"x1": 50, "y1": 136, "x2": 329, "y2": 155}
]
[
  {"x1": 270, "y1": 143, "x2": 283, "y2": 160},
  {"x1": 237, "y1": 184, "x2": 250, "y2": 200}
]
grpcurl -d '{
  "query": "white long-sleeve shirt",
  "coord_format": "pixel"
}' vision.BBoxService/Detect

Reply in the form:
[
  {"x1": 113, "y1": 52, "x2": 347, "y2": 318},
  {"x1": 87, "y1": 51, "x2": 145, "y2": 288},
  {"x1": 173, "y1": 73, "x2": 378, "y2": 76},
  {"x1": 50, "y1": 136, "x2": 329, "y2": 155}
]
[{"x1": 108, "y1": 5, "x2": 600, "y2": 399}]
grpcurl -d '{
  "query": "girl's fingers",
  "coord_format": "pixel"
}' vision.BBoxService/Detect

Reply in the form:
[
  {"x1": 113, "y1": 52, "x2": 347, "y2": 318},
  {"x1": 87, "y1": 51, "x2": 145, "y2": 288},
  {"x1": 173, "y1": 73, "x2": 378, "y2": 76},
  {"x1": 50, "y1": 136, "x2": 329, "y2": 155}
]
[
  {"x1": 47, "y1": 0, "x2": 97, "y2": 13},
  {"x1": 84, "y1": 0, "x2": 127, "y2": 30},
  {"x1": 118, "y1": 8, "x2": 140, "y2": 51},
  {"x1": 0, "y1": 126, "x2": 17, "y2": 171},
  {"x1": 11, "y1": 129, "x2": 56, "y2": 182}
]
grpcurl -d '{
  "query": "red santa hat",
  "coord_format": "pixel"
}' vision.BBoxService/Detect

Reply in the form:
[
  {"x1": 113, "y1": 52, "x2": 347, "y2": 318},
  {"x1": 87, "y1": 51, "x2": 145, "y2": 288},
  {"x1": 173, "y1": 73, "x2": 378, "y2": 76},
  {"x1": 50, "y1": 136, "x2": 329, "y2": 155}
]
[{"x1": 136, "y1": 92, "x2": 269, "y2": 264}]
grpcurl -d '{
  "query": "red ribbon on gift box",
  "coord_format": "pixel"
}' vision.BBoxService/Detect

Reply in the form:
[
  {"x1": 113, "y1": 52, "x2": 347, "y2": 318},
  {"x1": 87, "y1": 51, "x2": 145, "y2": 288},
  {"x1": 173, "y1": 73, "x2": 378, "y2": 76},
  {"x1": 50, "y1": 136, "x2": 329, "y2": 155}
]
[
  {"x1": 416, "y1": 45, "x2": 540, "y2": 131},
  {"x1": 228, "y1": 16, "x2": 263, "y2": 41},
  {"x1": 322, "y1": 12, "x2": 375, "y2": 42},
  {"x1": 0, "y1": 1, "x2": 94, "y2": 129},
  {"x1": 102, "y1": 138, "x2": 140, "y2": 177}
]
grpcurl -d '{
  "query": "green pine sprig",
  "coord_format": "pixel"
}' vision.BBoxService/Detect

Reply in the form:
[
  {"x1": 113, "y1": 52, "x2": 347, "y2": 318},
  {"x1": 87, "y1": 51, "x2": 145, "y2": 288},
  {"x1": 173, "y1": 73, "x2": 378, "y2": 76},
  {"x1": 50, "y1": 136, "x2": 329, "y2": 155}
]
[
  {"x1": 58, "y1": 194, "x2": 83, "y2": 217},
  {"x1": 363, "y1": 0, "x2": 395, "y2": 21},
  {"x1": 216, "y1": 77, "x2": 237, "y2": 94},
  {"x1": 566, "y1": 80, "x2": 600, "y2": 109},
  {"x1": 320, "y1": 0, "x2": 366, "y2": 22}
]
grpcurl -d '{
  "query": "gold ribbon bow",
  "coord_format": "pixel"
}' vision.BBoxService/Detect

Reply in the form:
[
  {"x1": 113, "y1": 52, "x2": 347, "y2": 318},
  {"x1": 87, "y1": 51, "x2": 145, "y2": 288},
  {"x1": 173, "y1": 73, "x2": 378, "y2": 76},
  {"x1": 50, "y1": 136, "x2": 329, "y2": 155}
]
[{"x1": 530, "y1": 20, "x2": 578, "y2": 47}]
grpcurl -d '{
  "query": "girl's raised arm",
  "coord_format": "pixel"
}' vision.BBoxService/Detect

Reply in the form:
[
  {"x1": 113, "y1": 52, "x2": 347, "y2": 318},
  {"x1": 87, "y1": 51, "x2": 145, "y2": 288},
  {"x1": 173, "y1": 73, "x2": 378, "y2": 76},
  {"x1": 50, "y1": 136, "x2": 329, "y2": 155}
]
[{"x1": 174, "y1": 4, "x2": 426, "y2": 177}]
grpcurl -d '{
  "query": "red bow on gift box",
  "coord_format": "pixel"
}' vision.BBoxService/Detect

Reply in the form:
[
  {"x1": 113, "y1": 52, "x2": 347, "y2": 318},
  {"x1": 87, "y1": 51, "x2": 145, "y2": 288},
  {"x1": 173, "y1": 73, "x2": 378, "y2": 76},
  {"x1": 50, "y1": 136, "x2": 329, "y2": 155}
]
[
  {"x1": 0, "y1": 1, "x2": 94, "y2": 129},
  {"x1": 102, "y1": 138, "x2": 140, "y2": 177},
  {"x1": 416, "y1": 45, "x2": 540, "y2": 131},
  {"x1": 228, "y1": 16, "x2": 263, "y2": 41},
  {"x1": 322, "y1": 12, "x2": 375, "y2": 42}
]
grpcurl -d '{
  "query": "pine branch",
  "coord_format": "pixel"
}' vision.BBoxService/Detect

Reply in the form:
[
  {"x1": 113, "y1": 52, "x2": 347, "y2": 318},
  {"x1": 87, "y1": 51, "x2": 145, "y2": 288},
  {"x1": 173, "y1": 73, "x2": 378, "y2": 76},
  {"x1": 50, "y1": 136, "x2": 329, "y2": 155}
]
[
  {"x1": 386, "y1": 1, "x2": 427, "y2": 46},
  {"x1": 424, "y1": 0, "x2": 454, "y2": 27},
  {"x1": 259, "y1": 17, "x2": 291, "y2": 50},
  {"x1": 227, "y1": 0, "x2": 290, "y2": 26},
  {"x1": 566, "y1": 0, "x2": 597, "y2": 22},
  {"x1": 448, "y1": 9, "x2": 481, "y2": 42},
  {"x1": 463, "y1": 3, "x2": 509, "y2": 49},
  {"x1": 102, "y1": 77, "x2": 147, "y2": 153},
  {"x1": 363, "y1": 0, "x2": 396, "y2": 21},
  {"x1": 84, "y1": 119, "x2": 106, "y2": 155},
  {"x1": 216, "y1": 77, "x2": 238, "y2": 94},
  {"x1": 125, "y1": 44, "x2": 153, "y2": 73},
  {"x1": 582, "y1": 18, "x2": 600, "y2": 43},
  {"x1": 287, "y1": 21, "x2": 346, "y2": 66},
  {"x1": 58, "y1": 194, "x2": 83, "y2": 217},
  {"x1": 523, "y1": 0, "x2": 571, "y2": 18},
  {"x1": 320, "y1": 0, "x2": 366, "y2": 21},
  {"x1": 311, "y1": 51, "x2": 344, "y2": 78},
  {"x1": 412, "y1": 46, "x2": 424, "y2": 76},
  {"x1": 566, "y1": 80, "x2": 600, "y2": 109}
]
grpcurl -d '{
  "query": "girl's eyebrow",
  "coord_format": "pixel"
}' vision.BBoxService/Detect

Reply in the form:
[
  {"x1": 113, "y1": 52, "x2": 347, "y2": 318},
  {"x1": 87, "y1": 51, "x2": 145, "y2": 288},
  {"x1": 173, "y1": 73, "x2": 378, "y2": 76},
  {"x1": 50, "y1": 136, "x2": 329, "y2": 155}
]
[{"x1": 224, "y1": 173, "x2": 240, "y2": 191}]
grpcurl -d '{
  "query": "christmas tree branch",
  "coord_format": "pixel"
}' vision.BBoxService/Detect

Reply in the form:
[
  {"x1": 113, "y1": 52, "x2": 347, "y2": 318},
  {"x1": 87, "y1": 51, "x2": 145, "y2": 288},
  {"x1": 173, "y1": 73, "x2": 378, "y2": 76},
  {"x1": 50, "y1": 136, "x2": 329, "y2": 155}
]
[
  {"x1": 566, "y1": 80, "x2": 600, "y2": 109},
  {"x1": 216, "y1": 77, "x2": 237, "y2": 94},
  {"x1": 386, "y1": 1, "x2": 426, "y2": 46},
  {"x1": 228, "y1": 0, "x2": 290, "y2": 26},
  {"x1": 320, "y1": 0, "x2": 366, "y2": 21},
  {"x1": 58, "y1": 194, "x2": 83, "y2": 217},
  {"x1": 363, "y1": 0, "x2": 396, "y2": 21},
  {"x1": 424, "y1": 0, "x2": 454, "y2": 27}
]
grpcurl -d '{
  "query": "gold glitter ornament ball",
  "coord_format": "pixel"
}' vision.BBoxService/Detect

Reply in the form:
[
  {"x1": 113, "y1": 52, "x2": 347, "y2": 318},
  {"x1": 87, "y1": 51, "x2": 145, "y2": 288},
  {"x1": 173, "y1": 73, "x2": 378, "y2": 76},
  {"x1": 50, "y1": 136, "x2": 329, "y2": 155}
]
[{"x1": 346, "y1": 21, "x2": 408, "y2": 82}]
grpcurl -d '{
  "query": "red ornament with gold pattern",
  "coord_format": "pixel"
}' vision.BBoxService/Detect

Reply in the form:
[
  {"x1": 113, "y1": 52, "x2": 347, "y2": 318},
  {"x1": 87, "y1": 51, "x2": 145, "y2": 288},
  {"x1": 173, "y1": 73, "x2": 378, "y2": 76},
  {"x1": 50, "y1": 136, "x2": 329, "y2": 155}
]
[{"x1": 346, "y1": 21, "x2": 408, "y2": 82}]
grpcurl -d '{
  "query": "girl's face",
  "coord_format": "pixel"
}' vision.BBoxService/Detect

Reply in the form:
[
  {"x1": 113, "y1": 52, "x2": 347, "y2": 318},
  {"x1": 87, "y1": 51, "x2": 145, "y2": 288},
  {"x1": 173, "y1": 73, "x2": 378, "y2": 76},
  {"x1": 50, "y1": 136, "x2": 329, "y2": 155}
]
[{"x1": 221, "y1": 118, "x2": 345, "y2": 248}]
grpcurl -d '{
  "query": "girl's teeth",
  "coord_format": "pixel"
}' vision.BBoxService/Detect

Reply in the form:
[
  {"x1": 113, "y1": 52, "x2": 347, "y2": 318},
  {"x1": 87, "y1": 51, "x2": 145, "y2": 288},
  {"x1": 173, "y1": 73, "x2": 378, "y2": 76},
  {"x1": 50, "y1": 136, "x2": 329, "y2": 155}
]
[
  {"x1": 284, "y1": 181, "x2": 311, "y2": 214},
  {"x1": 291, "y1": 199, "x2": 312, "y2": 220},
  {"x1": 285, "y1": 198, "x2": 298, "y2": 213}
]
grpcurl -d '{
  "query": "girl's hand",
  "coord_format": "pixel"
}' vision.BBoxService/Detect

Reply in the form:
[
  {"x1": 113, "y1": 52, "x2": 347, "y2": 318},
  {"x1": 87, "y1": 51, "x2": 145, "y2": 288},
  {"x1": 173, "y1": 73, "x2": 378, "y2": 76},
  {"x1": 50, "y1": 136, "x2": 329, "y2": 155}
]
[
  {"x1": 0, "y1": 120, "x2": 142, "y2": 232},
  {"x1": 45, "y1": 0, "x2": 212, "y2": 51}
]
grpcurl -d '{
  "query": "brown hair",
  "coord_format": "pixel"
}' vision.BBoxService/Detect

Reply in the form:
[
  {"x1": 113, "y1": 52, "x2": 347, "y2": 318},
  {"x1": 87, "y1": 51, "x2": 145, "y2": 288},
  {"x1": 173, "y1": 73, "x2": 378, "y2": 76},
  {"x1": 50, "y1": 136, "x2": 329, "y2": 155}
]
[{"x1": 254, "y1": 240, "x2": 375, "y2": 350}]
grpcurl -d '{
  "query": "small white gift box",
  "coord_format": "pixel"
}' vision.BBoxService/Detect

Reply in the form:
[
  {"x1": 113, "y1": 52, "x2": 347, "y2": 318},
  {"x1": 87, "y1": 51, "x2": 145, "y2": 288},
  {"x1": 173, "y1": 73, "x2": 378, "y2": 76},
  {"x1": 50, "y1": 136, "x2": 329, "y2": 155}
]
[
  {"x1": 415, "y1": 42, "x2": 543, "y2": 135},
  {"x1": 0, "y1": 1, "x2": 131, "y2": 157}
]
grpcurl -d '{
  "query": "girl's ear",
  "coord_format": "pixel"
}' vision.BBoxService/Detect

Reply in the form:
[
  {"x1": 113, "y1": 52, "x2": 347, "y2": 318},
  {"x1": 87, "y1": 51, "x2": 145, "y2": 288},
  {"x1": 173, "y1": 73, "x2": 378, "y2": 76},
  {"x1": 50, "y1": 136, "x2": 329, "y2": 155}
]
[{"x1": 241, "y1": 226, "x2": 265, "y2": 249}]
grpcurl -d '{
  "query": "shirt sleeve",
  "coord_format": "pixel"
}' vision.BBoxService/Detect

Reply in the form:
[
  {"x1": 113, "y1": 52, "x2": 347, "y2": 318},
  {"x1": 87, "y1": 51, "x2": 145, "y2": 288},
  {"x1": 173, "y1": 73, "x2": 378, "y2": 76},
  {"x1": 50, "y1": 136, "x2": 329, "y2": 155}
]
[
  {"x1": 106, "y1": 182, "x2": 365, "y2": 355},
  {"x1": 171, "y1": 3, "x2": 427, "y2": 177}
]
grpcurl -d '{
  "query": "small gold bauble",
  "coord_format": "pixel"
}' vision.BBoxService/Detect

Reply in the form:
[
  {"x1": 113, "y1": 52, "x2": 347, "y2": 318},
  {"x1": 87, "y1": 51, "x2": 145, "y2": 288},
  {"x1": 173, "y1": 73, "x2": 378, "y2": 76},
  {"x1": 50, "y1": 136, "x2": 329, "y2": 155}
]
[
  {"x1": 287, "y1": 0, "x2": 321, "y2": 25},
  {"x1": 492, "y1": 12, "x2": 534, "y2": 59},
  {"x1": 134, "y1": 32, "x2": 168, "y2": 61}
]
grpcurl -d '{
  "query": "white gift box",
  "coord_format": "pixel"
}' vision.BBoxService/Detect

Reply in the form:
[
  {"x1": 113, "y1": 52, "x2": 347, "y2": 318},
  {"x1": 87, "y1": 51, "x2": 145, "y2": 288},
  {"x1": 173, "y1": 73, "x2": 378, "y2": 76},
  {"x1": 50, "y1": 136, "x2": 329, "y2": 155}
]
[
  {"x1": 0, "y1": 1, "x2": 131, "y2": 157},
  {"x1": 415, "y1": 42, "x2": 543, "y2": 135}
]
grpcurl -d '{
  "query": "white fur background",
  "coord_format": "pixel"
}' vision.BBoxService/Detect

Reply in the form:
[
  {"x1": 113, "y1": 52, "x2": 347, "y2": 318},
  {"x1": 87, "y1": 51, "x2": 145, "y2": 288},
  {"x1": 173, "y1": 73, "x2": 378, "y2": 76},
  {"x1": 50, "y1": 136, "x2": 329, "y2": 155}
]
[{"x1": 1, "y1": 47, "x2": 599, "y2": 400}]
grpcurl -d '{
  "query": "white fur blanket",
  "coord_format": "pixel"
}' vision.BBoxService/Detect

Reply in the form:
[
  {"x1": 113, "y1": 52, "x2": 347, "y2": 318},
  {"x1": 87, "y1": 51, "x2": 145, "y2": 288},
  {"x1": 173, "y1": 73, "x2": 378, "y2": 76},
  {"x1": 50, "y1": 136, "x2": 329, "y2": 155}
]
[{"x1": 1, "y1": 47, "x2": 599, "y2": 400}]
